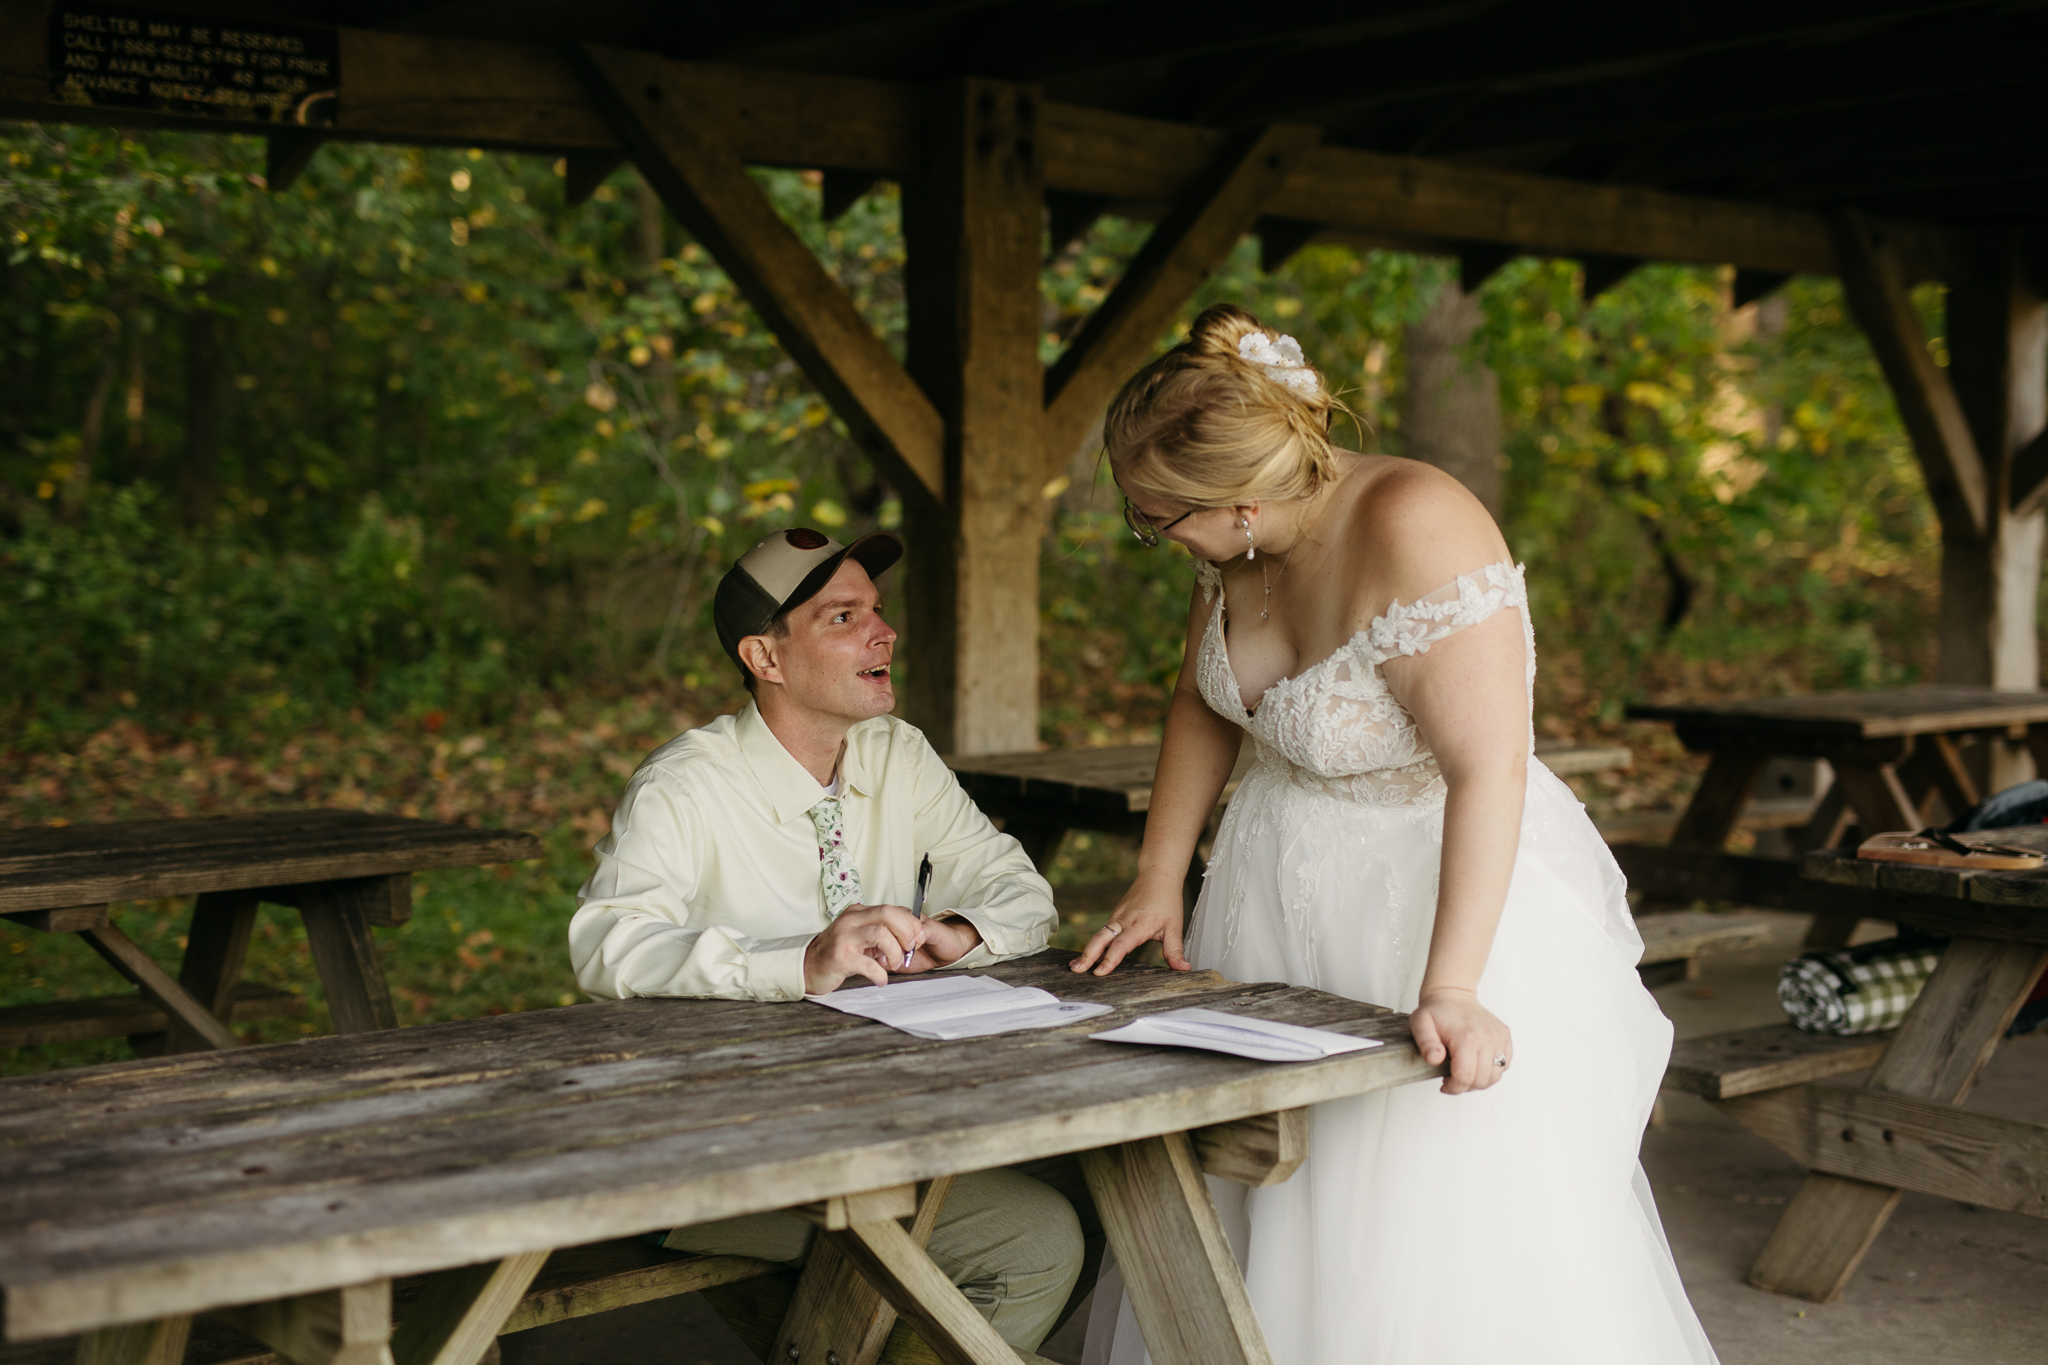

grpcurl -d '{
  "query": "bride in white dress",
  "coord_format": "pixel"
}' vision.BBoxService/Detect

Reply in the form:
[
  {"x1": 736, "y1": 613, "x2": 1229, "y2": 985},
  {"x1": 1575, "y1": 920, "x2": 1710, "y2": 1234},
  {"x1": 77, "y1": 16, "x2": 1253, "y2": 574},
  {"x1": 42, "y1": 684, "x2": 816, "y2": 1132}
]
[{"x1": 1070, "y1": 305, "x2": 1719, "y2": 1364}]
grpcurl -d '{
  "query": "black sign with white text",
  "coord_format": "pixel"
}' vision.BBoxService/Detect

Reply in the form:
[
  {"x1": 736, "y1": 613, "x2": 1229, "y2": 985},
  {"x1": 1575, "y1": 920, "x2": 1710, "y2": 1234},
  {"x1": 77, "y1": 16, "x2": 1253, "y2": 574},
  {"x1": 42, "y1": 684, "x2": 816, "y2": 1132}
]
[{"x1": 49, "y1": 3, "x2": 338, "y2": 124}]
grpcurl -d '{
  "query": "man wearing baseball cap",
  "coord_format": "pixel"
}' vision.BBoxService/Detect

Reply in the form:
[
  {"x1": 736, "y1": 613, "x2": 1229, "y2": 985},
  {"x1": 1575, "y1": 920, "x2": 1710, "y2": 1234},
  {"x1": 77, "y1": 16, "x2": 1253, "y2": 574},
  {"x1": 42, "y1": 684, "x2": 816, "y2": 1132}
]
[{"x1": 569, "y1": 527, "x2": 1079, "y2": 1355}]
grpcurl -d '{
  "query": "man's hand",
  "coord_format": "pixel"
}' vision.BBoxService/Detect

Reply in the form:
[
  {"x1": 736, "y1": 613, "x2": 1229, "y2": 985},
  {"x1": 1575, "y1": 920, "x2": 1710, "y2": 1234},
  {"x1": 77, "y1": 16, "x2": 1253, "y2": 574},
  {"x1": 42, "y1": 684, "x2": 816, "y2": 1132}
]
[
  {"x1": 900, "y1": 915, "x2": 982, "y2": 972},
  {"x1": 803, "y1": 903, "x2": 926, "y2": 994}
]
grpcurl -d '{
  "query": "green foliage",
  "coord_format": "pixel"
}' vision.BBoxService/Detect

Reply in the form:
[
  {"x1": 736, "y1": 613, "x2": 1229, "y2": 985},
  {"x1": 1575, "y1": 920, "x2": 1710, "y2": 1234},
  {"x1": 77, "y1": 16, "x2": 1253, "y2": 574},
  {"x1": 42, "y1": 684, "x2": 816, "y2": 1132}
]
[{"x1": 3, "y1": 123, "x2": 1945, "y2": 756}]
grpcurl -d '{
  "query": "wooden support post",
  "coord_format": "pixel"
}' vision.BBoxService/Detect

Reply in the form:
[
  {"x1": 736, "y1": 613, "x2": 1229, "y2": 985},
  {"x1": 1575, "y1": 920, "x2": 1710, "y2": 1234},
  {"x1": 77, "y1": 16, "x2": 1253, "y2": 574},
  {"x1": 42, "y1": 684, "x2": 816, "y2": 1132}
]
[
  {"x1": 1747, "y1": 937, "x2": 2048, "y2": 1300},
  {"x1": 901, "y1": 79, "x2": 1047, "y2": 755},
  {"x1": 572, "y1": 44, "x2": 945, "y2": 508},
  {"x1": 75, "y1": 1316, "x2": 192, "y2": 1365},
  {"x1": 78, "y1": 923, "x2": 241, "y2": 1051},
  {"x1": 220, "y1": 1281, "x2": 395, "y2": 1365},
  {"x1": 390, "y1": 1252, "x2": 549, "y2": 1365},
  {"x1": 1079, "y1": 1132, "x2": 1271, "y2": 1365},
  {"x1": 778, "y1": 1177, "x2": 953, "y2": 1365},
  {"x1": 1944, "y1": 232, "x2": 2048, "y2": 791},
  {"x1": 296, "y1": 881, "x2": 400, "y2": 1033}
]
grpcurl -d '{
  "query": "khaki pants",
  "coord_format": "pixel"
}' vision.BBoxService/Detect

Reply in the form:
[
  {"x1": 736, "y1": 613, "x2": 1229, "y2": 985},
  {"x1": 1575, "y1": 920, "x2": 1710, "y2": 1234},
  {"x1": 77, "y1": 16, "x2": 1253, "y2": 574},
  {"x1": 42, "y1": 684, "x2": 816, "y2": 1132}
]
[{"x1": 663, "y1": 1167, "x2": 1084, "y2": 1352}]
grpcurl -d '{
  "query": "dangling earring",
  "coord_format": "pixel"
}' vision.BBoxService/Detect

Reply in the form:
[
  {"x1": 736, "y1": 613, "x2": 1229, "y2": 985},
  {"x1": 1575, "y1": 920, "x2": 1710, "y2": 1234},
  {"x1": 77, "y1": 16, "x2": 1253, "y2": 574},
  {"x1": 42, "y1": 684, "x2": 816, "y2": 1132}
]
[{"x1": 1241, "y1": 517, "x2": 1255, "y2": 561}]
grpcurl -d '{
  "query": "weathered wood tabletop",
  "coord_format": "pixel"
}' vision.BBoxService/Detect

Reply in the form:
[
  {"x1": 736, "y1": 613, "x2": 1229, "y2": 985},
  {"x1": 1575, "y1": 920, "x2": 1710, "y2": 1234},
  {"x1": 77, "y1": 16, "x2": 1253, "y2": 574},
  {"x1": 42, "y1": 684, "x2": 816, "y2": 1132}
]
[
  {"x1": 1621, "y1": 685, "x2": 2048, "y2": 948},
  {"x1": 1678, "y1": 831, "x2": 2048, "y2": 1305},
  {"x1": 0, "y1": 951, "x2": 1437, "y2": 1365},
  {"x1": 1, "y1": 812, "x2": 542, "y2": 1052}
]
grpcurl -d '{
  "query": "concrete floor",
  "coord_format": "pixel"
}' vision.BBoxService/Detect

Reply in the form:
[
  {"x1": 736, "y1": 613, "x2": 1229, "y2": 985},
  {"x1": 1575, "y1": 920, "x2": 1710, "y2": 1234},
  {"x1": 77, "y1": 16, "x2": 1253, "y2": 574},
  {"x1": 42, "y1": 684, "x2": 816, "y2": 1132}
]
[{"x1": 501, "y1": 914, "x2": 2048, "y2": 1364}]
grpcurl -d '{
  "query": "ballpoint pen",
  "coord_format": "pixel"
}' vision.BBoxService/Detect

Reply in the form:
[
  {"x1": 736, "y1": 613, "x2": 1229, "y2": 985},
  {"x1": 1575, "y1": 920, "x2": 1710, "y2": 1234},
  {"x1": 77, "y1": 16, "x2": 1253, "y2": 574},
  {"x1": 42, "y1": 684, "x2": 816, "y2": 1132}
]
[{"x1": 905, "y1": 853, "x2": 932, "y2": 970}]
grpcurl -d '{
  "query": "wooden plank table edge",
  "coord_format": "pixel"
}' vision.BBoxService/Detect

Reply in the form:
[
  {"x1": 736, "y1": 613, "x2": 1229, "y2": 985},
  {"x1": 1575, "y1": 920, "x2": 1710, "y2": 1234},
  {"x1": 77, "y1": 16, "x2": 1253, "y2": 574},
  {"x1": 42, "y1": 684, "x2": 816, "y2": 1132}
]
[
  {"x1": 0, "y1": 835, "x2": 544, "y2": 917},
  {"x1": 0, "y1": 1024, "x2": 1438, "y2": 1340}
]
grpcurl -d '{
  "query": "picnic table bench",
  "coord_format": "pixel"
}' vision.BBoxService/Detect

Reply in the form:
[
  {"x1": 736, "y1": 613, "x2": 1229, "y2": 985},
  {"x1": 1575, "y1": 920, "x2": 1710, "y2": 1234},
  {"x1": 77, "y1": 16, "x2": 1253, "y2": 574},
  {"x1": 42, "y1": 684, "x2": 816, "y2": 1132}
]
[
  {"x1": 1656, "y1": 823, "x2": 2048, "y2": 1303},
  {"x1": 0, "y1": 952, "x2": 1442, "y2": 1365},
  {"x1": 946, "y1": 736, "x2": 1629, "y2": 901},
  {"x1": 1622, "y1": 685, "x2": 2048, "y2": 946},
  {"x1": 0, "y1": 812, "x2": 542, "y2": 1055},
  {"x1": 946, "y1": 740, "x2": 1760, "y2": 984}
]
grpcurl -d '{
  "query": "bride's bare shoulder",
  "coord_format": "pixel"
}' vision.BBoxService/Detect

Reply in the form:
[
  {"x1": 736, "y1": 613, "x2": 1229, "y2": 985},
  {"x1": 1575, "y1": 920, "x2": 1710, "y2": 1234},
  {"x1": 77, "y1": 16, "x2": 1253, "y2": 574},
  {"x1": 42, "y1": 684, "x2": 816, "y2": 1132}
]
[{"x1": 1346, "y1": 457, "x2": 1511, "y2": 602}]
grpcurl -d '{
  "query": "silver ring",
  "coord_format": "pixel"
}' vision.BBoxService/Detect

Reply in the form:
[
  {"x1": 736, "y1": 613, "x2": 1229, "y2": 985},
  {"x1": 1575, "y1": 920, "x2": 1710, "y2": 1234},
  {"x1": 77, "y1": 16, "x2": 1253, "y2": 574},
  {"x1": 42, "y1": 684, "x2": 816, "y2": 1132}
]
[
  {"x1": 1493, "y1": 1055, "x2": 1509, "y2": 1068},
  {"x1": 1101, "y1": 923, "x2": 1124, "y2": 937}
]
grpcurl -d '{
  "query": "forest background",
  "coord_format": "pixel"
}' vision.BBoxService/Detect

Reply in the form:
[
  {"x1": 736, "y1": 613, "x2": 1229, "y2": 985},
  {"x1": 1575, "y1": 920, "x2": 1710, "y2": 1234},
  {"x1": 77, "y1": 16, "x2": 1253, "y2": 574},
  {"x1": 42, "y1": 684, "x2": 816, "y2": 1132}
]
[{"x1": 0, "y1": 127, "x2": 1954, "y2": 1069}]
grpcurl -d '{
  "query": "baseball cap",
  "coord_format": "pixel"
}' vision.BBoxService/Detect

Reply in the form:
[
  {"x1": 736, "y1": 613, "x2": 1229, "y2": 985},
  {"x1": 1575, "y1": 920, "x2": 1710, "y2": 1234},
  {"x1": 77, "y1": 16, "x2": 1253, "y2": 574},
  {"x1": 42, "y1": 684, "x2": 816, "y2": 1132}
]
[{"x1": 713, "y1": 527, "x2": 903, "y2": 667}]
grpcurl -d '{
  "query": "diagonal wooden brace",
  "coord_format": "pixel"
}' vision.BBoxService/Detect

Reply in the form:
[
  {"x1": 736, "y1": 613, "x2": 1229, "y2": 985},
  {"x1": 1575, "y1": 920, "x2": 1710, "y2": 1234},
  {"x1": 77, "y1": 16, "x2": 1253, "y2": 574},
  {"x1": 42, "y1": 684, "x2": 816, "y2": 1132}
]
[
  {"x1": 78, "y1": 923, "x2": 241, "y2": 1051},
  {"x1": 390, "y1": 1251, "x2": 550, "y2": 1365},
  {"x1": 1042, "y1": 123, "x2": 1320, "y2": 477},
  {"x1": 815, "y1": 1202, "x2": 1018, "y2": 1365},
  {"x1": 778, "y1": 1177, "x2": 955, "y2": 1365},
  {"x1": 573, "y1": 43, "x2": 945, "y2": 508}
]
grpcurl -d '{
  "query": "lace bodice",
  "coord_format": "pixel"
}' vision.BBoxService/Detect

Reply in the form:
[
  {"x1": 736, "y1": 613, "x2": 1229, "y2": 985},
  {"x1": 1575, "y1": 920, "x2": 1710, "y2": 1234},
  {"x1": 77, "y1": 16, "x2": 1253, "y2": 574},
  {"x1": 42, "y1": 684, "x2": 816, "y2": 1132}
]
[{"x1": 1193, "y1": 559, "x2": 1534, "y2": 808}]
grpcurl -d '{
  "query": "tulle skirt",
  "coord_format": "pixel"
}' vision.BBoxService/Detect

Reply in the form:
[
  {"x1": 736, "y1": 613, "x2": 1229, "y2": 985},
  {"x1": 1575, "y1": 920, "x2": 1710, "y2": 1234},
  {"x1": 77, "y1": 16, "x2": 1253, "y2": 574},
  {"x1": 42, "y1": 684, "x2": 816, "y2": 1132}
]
[{"x1": 1085, "y1": 758, "x2": 1720, "y2": 1365}]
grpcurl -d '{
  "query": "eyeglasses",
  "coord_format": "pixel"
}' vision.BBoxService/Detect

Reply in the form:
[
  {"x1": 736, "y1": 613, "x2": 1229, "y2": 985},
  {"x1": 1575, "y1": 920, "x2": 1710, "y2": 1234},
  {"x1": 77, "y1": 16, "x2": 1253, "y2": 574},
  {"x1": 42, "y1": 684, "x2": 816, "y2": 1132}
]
[{"x1": 1122, "y1": 497, "x2": 1197, "y2": 547}]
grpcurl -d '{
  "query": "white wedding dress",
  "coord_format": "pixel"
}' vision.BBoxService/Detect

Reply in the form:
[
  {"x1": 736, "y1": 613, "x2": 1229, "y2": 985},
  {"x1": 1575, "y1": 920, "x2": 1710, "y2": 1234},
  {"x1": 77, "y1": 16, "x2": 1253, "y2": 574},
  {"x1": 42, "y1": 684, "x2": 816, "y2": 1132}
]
[{"x1": 1086, "y1": 560, "x2": 1718, "y2": 1365}]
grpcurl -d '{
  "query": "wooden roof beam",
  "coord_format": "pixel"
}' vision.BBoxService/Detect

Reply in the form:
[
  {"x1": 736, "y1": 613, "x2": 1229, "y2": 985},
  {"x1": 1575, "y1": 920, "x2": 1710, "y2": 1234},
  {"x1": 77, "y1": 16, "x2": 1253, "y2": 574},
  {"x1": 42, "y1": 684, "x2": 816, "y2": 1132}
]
[
  {"x1": 0, "y1": 20, "x2": 1965, "y2": 280},
  {"x1": 1042, "y1": 123, "x2": 1320, "y2": 480},
  {"x1": 1830, "y1": 210, "x2": 1989, "y2": 541},
  {"x1": 570, "y1": 43, "x2": 944, "y2": 508}
]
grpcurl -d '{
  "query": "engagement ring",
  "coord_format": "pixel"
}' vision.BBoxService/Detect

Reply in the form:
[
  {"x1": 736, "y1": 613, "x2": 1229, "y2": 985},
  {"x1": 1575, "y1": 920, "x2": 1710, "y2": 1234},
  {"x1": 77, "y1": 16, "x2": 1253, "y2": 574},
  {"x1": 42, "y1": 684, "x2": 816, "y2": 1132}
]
[{"x1": 1494, "y1": 1056, "x2": 1509, "y2": 1067}]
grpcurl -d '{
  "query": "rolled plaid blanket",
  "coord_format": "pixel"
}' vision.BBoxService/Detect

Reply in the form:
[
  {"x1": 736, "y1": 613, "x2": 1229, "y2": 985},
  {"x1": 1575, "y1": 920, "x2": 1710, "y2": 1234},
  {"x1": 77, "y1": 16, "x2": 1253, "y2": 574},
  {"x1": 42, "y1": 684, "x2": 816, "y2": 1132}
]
[{"x1": 1778, "y1": 933, "x2": 1947, "y2": 1035}]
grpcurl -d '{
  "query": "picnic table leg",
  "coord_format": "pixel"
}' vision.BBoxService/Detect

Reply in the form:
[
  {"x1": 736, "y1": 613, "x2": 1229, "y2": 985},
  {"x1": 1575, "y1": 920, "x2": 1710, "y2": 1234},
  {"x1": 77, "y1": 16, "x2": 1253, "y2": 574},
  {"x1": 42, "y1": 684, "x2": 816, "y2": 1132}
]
[
  {"x1": 1670, "y1": 750, "x2": 1771, "y2": 850},
  {"x1": 776, "y1": 1176, "x2": 954, "y2": 1365},
  {"x1": 1803, "y1": 761, "x2": 1921, "y2": 949},
  {"x1": 162, "y1": 889, "x2": 262, "y2": 1053},
  {"x1": 1747, "y1": 936, "x2": 2048, "y2": 1301},
  {"x1": 75, "y1": 1315, "x2": 192, "y2": 1365},
  {"x1": 1078, "y1": 1132, "x2": 1272, "y2": 1365},
  {"x1": 813, "y1": 1210, "x2": 1022, "y2": 1365},
  {"x1": 78, "y1": 923, "x2": 242, "y2": 1052},
  {"x1": 296, "y1": 878, "x2": 402, "y2": 1033},
  {"x1": 219, "y1": 1280, "x2": 395, "y2": 1365},
  {"x1": 389, "y1": 1251, "x2": 550, "y2": 1365}
]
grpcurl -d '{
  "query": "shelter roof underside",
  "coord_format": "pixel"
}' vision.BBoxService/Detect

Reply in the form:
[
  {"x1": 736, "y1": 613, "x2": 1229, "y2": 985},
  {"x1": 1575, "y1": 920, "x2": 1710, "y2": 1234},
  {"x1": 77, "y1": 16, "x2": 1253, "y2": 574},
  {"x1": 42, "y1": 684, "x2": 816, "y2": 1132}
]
[{"x1": 202, "y1": 0, "x2": 2046, "y2": 234}]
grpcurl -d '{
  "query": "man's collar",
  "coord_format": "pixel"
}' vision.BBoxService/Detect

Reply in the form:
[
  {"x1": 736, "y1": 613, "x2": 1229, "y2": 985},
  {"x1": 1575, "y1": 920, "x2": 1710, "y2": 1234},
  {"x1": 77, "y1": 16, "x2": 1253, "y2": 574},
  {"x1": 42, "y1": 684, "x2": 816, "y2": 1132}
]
[{"x1": 736, "y1": 701, "x2": 876, "y2": 822}]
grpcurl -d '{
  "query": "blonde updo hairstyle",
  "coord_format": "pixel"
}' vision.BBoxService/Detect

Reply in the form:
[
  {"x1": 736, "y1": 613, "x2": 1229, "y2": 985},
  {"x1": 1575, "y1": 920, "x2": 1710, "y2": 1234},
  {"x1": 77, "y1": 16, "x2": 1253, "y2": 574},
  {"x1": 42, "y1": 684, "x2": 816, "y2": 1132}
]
[{"x1": 1104, "y1": 303, "x2": 1347, "y2": 515}]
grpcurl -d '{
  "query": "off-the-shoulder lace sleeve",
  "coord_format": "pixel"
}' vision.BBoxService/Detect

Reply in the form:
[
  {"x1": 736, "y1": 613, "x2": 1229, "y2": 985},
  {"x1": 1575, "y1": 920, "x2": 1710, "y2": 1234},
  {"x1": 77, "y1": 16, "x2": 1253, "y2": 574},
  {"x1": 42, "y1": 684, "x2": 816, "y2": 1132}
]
[
  {"x1": 1194, "y1": 560, "x2": 1223, "y2": 605},
  {"x1": 1364, "y1": 562, "x2": 1526, "y2": 662}
]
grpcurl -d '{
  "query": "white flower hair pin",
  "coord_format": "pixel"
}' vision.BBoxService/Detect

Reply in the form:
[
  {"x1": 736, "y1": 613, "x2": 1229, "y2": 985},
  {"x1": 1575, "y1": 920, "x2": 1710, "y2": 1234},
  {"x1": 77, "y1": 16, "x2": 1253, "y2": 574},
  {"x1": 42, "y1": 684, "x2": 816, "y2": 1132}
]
[{"x1": 1237, "y1": 331, "x2": 1320, "y2": 398}]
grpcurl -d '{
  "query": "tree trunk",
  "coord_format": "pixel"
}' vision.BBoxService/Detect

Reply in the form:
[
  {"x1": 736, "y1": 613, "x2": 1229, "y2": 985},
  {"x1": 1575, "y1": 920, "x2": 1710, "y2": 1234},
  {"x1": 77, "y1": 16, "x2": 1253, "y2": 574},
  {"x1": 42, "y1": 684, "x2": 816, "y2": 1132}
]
[
  {"x1": 181, "y1": 309, "x2": 222, "y2": 526},
  {"x1": 1402, "y1": 282, "x2": 1503, "y2": 519},
  {"x1": 64, "y1": 329, "x2": 123, "y2": 519}
]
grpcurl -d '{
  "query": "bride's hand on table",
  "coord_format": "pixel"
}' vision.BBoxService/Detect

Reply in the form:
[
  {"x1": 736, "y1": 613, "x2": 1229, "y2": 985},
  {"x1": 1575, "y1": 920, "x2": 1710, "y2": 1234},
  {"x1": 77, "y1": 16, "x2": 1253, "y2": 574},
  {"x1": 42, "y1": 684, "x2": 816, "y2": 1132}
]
[
  {"x1": 1069, "y1": 873, "x2": 1192, "y2": 975},
  {"x1": 1409, "y1": 987, "x2": 1512, "y2": 1094}
]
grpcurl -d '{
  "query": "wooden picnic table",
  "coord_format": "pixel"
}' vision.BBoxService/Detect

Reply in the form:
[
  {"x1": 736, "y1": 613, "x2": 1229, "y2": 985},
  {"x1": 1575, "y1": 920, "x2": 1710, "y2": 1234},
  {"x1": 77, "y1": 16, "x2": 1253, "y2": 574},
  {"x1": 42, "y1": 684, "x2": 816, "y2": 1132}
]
[
  {"x1": 0, "y1": 812, "x2": 541, "y2": 1055},
  {"x1": 1656, "y1": 827, "x2": 2048, "y2": 1304},
  {"x1": 946, "y1": 737, "x2": 1629, "y2": 896},
  {"x1": 1621, "y1": 686, "x2": 2048, "y2": 944},
  {"x1": 0, "y1": 950, "x2": 1438, "y2": 1365}
]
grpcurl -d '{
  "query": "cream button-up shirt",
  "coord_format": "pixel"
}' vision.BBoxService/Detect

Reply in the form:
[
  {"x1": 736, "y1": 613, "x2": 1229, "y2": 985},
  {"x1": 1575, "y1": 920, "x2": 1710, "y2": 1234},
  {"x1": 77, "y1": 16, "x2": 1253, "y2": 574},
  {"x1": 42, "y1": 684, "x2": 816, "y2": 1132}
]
[{"x1": 570, "y1": 701, "x2": 1055, "y2": 1002}]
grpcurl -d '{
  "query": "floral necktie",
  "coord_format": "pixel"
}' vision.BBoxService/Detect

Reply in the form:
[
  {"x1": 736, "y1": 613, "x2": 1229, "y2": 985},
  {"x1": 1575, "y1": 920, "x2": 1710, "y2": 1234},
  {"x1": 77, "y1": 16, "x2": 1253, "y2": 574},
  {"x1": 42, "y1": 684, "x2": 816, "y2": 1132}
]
[{"x1": 808, "y1": 795, "x2": 862, "y2": 918}]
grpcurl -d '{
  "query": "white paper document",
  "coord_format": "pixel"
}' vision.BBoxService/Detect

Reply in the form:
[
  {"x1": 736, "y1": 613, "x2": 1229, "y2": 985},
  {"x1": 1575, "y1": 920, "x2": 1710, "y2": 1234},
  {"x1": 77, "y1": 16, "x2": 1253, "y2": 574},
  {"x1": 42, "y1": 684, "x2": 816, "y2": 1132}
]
[
  {"x1": 1089, "y1": 1006, "x2": 1383, "y2": 1063},
  {"x1": 808, "y1": 974, "x2": 1114, "y2": 1040}
]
